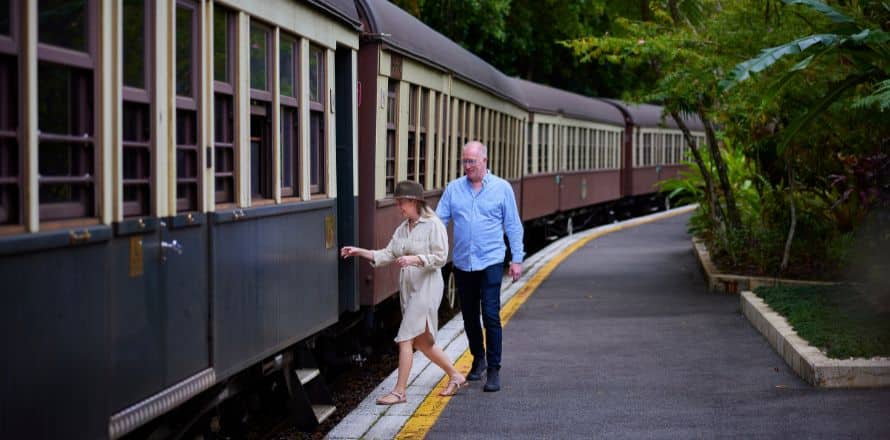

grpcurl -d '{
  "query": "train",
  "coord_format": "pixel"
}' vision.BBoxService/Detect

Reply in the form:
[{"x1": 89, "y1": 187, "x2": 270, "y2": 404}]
[{"x1": 0, "y1": 0, "x2": 705, "y2": 438}]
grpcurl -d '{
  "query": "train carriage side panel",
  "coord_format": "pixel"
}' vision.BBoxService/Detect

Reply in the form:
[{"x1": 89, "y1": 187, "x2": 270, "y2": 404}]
[{"x1": 1, "y1": 236, "x2": 111, "y2": 439}]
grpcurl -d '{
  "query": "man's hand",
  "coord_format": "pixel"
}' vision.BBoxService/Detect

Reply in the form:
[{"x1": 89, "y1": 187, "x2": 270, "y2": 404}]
[{"x1": 509, "y1": 262, "x2": 522, "y2": 281}]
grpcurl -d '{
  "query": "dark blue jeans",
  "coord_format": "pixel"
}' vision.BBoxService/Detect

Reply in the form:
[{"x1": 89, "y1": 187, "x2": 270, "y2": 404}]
[{"x1": 454, "y1": 263, "x2": 504, "y2": 370}]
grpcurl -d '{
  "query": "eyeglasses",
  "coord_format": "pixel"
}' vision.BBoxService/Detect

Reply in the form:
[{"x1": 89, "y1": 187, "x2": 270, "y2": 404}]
[{"x1": 461, "y1": 159, "x2": 480, "y2": 165}]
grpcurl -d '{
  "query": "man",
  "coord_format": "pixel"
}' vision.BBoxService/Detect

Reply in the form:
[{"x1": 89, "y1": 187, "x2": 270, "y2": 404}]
[{"x1": 436, "y1": 140, "x2": 524, "y2": 392}]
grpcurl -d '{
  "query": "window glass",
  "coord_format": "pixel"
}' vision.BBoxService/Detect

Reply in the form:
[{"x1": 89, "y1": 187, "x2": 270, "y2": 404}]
[
  {"x1": 175, "y1": 5, "x2": 193, "y2": 97},
  {"x1": 39, "y1": 63, "x2": 92, "y2": 135},
  {"x1": 310, "y1": 112, "x2": 324, "y2": 192},
  {"x1": 213, "y1": 7, "x2": 228, "y2": 82},
  {"x1": 249, "y1": 24, "x2": 268, "y2": 90},
  {"x1": 280, "y1": 38, "x2": 296, "y2": 97},
  {"x1": 0, "y1": 55, "x2": 18, "y2": 224},
  {"x1": 214, "y1": 94, "x2": 234, "y2": 203},
  {"x1": 123, "y1": 0, "x2": 145, "y2": 89},
  {"x1": 0, "y1": 0, "x2": 11, "y2": 36},
  {"x1": 309, "y1": 45, "x2": 323, "y2": 103},
  {"x1": 38, "y1": 0, "x2": 87, "y2": 52}
]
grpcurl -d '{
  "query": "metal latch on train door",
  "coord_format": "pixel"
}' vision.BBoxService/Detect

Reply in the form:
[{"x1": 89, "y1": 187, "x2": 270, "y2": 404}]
[{"x1": 324, "y1": 215, "x2": 335, "y2": 249}]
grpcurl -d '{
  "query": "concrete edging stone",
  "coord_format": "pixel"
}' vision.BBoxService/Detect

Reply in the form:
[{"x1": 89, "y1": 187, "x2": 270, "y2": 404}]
[
  {"x1": 740, "y1": 290, "x2": 890, "y2": 388},
  {"x1": 692, "y1": 238, "x2": 834, "y2": 294}
]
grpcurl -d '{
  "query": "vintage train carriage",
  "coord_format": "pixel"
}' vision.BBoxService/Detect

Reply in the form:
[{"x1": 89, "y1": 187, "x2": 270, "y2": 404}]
[
  {"x1": 605, "y1": 101, "x2": 706, "y2": 196},
  {"x1": 514, "y1": 78, "x2": 627, "y2": 223},
  {"x1": 355, "y1": 0, "x2": 528, "y2": 307},
  {"x1": 0, "y1": 1, "x2": 360, "y2": 438}
]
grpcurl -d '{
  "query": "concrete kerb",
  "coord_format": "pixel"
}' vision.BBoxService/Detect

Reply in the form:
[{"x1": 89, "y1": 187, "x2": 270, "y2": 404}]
[
  {"x1": 692, "y1": 237, "x2": 835, "y2": 294},
  {"x1": 326, "y1": 204, "x2": 698, "y2": 440},
  {"x1": 741, "y1": 290, "x2": 890, "y2": 388}
]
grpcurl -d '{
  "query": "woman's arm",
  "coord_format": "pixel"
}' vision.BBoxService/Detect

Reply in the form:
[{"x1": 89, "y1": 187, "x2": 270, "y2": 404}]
[{"x1": 340, "y1": 246, "x2": 374, "y2": 261}]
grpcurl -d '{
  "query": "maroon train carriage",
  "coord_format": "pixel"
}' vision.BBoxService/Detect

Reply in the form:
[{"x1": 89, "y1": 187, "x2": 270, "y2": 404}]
[
  {"x1": 605, "y1": 100, "x2": 707, "y2": 199},
  {"x1": 512, "y1": 78, "x2": 628, "y2": 228},
  {"x1": 355, "y1": 0, "x2": 528, "y2": 308}
]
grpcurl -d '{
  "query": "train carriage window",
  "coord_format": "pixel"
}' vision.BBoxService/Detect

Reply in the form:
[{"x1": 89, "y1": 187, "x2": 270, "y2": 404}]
[
  {"x1": 0, "y1": 55, "x2": 18, "y2": 226},
  {"x1": 407, "y1": 85, "x2": 416, "y2": 182},
  {"x1": 385, "y1": 80, "x2": 397, "y2": 195},
  {"x1": 214, "y1": 6, "x2": 235, "y2": 205},
  {"x1": 432, "y1": 92, "x2": 440, "y2": 188},
  {"x1": 526, "y1": 124, "x2": 533, "y2": 174},
  {"x1": 248, "y1": 22, "x2": 273, "y2": 200},
  {"x1": 308, "y1": 45, "x2": 325, "y2": 194},
  {"x1": 0, "y1": 0, "x2": 9, "y2": 36},
  {"x1": 37, "y1": 1, "x2": 97, "y2": 221},
  {"x1": 175, "y1": 1, "x2": 200, "y2": 212},
  {"x1": 418, "y1": 88, "x2": 428, "y2": 187},
  {"x1": 0, "y1": 2, "x2": 19, "y2": 228},
  {"x1": 121, "y1": 0, "x2": 152, "y2": 218},
  {"x1": 280, "y1": 35, "x2": 299, "y2": 198}
]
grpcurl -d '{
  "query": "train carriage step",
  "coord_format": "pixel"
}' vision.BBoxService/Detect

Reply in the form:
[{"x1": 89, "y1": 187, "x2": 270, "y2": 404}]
[
  {"x1": 311, "y1": 404, "x2": 337, "y2": 424},
  {"x1": 295, "y1": 368, "x2": 321, "y2": 385}
]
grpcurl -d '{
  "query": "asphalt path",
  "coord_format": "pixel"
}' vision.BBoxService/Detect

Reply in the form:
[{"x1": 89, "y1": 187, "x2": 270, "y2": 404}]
[{"x1": 427, "y1": 213, "x2": 890, "y2": 439}]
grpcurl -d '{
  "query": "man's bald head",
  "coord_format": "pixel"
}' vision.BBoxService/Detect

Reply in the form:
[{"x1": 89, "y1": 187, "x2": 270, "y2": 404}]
[{"x1": 462, "y1": 141, "x2": 488, "y2": 159}]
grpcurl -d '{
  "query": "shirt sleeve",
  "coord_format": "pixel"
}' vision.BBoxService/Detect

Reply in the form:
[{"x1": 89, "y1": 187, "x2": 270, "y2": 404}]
[
  {"x1": 416, "y1": 218, "x2": 449, "y2": 270},
  {"x1": 371, "y1": 228, "x2": 400, "y2": 267},
  {"x1": 435, "y1": 184, "x2": 452, "y2": 227},
  {"x1": 502, "y1": 183, "x2": 525, "y2": 263}
]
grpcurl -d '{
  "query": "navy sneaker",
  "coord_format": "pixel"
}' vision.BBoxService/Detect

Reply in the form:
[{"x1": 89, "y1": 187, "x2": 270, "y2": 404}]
[
  {"x1": 483, "y1": 368, "x2": 500, "y2": 392},
  {"x1": 467, "y1": 358, "x2": 487, "y2": 381}
]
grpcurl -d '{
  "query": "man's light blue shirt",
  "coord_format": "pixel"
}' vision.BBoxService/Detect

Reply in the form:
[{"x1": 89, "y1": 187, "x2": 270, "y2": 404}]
[{"x1": 436, "y1": 171, "x2": 524, "y2": 272}]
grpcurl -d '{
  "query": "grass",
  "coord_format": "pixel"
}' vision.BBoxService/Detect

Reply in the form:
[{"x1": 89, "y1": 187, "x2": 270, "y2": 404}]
[{"x1": 754, "y1": 284, "x2": 890, "y2": 359}]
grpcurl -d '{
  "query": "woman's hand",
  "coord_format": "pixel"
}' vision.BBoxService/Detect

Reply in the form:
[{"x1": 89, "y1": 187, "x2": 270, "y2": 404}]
[
  {"x1": 340, "y1": 246, "x2": 364, "y2": 259},
  {"x1": 396, "y1": 255, "x2": 422, "y2": 268}
]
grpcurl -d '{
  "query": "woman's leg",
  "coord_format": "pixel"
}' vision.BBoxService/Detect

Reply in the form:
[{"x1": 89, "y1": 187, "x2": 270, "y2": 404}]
[
  {"x1": 413, "y1": 328, "x2": 461, "y2": 379},
  {"x1": 395, "y1": 340, "x2": 414, "y2": 394}
]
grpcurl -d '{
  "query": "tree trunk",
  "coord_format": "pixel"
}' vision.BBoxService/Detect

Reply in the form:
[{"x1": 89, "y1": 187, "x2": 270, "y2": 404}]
[
  {"x1": 641, "y1": 0, "x2": 651, "y2": 21},
  {"x1": 698, "y1": 104, "x2": 742, "y2": 229},
  {"x1": 668, "y1": 0, "x2": 681, "y2": 24},
  {"x1": 671, "y1": 111, "x2": 726, "y2": 225},
  {"x1": 781, "y1": 158, "x2": 797, "y2": 272}
]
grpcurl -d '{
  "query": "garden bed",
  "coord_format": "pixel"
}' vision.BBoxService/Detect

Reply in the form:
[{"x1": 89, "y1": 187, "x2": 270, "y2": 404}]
[{"x1": 741, "y1": 289, "x2": 890, "y2": 388}]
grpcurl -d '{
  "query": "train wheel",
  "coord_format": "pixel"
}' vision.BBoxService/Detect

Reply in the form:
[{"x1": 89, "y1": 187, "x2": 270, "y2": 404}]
[{"x1": 446, "y1": 270, "x2": 457, "y2": 309}]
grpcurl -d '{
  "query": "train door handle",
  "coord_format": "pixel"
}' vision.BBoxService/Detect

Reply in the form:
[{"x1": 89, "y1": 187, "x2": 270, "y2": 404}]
[{"x1": 161, "y1": 240, "x2": 183, "y2": 256}]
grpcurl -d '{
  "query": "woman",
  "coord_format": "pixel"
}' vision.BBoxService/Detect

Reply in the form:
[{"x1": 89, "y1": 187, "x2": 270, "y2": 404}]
[{"x1": 340, "y1": 181, "x2": 467, "y2": 404}]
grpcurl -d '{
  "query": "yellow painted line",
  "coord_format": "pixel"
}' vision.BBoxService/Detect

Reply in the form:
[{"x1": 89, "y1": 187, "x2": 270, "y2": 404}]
[{"x1": 395, "y1": 207, "x2": 693, "y2": 440}]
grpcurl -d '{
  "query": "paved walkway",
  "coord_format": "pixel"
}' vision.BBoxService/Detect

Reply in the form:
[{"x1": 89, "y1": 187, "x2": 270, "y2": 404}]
[{"x1": 328, "y1": 208, "x2": 890, "y2": 439}]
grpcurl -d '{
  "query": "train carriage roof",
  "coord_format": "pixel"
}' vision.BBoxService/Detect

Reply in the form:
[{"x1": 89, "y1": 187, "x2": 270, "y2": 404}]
[
  {"x1": 512, "y1": 78, "x2": 626, "y2": 126},
  {"x1": 604, "y1": 100, "x2": 706, "y2": 132},
  {"x1": 310, "y1": 0, "x2": 362, "y2": 28},
  {"x1": 357, "y1": 0, "x2": 526, "y2": 106}
]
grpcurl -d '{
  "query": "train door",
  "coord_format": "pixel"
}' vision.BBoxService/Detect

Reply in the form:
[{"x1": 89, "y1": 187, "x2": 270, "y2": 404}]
[
  {"x1": 335, "y1": 46, "x2": 358, "y2": 313},
  {"x1": 110, "y1": 214, "x2": 211, "y2": 417}
]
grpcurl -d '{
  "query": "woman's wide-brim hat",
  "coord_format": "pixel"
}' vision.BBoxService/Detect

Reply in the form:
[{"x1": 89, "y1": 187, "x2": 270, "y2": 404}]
[{"x1": 394, "y1": 180, "x2": 424, "y2": 200}]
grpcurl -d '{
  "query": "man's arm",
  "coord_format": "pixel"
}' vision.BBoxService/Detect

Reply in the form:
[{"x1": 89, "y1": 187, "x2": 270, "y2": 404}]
[
  {"x1": 435, "y1": 184, "x2": 452, "y2": 227},
  {"x1": 502, "y1": 183, "x2": 524, "y2": 280}
]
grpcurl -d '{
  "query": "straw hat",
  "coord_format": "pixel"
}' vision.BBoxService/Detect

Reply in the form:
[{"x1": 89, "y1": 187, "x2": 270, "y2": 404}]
[{"x1": 394, "y1": 180, "x2": 424, "y2": 200}]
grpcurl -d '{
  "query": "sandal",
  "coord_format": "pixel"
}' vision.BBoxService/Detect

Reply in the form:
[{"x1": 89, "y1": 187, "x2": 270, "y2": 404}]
[
  {"x1": 439, "y1": 374, "x2": 468, "y2": 397},
  {"x1": 376, "y1": 391, "x2": 406, "y2": 405}
]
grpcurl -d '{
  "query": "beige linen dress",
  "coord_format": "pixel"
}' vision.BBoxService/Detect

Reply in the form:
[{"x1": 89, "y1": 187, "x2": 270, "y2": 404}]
[{"x1": 372, "y1": 214, "x2": 449, "y2": 342}]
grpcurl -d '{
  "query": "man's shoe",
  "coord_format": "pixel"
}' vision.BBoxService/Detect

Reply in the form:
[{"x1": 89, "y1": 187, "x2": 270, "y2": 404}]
[
  {"x1": 467, "y1": 359, "x2": 487, "y2": 381},
  {"x1": 483, "y1": 368, "x2": 500, "y2": 392}
]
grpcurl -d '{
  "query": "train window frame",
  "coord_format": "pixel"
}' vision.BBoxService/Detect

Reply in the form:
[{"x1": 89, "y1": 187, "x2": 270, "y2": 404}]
[
  {"x1": 418, "y1": 88, "x2": 428, "y2": 187},
  {"x1": 36, "y1": 0, "x2": 99, "y2": 223},
  {"x1": 213, "y1": 5, "x2": 235, "y2": 206},
  {"x1": 384, "y1": 79, "x2": 397, "y2": 196},
  {"x1": 279, "y1": 33, "x2": 300, "y2": 199},
  {"x1": 121, "y1": 0, "x2": 154, "y2": 218},
  {"x1": 249, "y1": 22, "x2": 271, "y2": 95},
  {"x1": 248, "y1": 20, "x2": 274, "y2": 202},
  {"x1": 407, "y1": 84, "x2": 416, "y2": 182},
  {"x1": 308, "y1": 44, "x2": 325, "y2": 195},
  {"x1": 0, "y1": 0, "x2": 19, "y2": 231},
  {"x1": 174, "y1": 0, "x2": 201, "y2": 213}
]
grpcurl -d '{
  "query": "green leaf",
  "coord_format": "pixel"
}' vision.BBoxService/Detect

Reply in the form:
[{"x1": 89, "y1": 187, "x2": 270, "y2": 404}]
[
  {"x1": 778, "y1": 73, "x2": 874, "y2": 154},
  {"x1": 722, "y1": 34, "x2": 841, "y2": 89},
  {"x1": 782, "y1": 0, "x2": 854, "y2": 24}
]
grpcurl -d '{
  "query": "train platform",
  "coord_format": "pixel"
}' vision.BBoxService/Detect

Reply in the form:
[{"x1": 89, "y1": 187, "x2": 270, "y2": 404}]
[{"x1": 327, "y1": 205, "x2": 890, "y2": 439}]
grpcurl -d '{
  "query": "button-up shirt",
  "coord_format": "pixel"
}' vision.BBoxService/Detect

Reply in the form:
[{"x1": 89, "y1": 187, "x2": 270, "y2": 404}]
[{"x1": 436, "y1": 171, "x2": 524, "y2": 272}]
